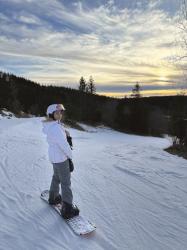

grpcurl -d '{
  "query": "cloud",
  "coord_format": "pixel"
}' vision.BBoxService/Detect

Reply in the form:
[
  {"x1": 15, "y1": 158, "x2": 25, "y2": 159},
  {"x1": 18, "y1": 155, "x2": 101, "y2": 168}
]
[
  {"x1": 17, "y1": 14, "x2": 41, "y2": 25},
  {"x1": 0, "y1": 0, "x2": 184, "y2": 96}
]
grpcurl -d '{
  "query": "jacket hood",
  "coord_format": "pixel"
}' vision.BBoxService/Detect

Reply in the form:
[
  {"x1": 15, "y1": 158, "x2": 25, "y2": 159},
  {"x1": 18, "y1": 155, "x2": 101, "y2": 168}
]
[{"x1": 42, "y1": 120, "x2": 58, "y2": 135}]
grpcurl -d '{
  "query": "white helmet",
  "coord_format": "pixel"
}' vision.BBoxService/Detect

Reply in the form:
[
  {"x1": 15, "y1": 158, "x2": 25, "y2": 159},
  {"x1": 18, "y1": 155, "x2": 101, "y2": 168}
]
[{"x1": 46, "y1": 104, "x2": 66, "y2": 116}]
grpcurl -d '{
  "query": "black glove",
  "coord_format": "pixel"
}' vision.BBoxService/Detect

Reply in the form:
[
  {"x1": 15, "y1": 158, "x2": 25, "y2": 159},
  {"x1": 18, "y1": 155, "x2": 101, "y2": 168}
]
[
  {"x1": 67, "y1": 135, "x2": 73, "y2": 149},
  {"x1": 68, "y1": 159, "x2": 74, "y2": 172},
  {"x1": 66, "y1": 133, "x2": 73, "y2": 171}
]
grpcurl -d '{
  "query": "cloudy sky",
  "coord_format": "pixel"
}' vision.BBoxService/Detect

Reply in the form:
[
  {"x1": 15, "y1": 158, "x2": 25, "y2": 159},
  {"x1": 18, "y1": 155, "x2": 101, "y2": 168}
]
[{"x1": 0, "y1": 0, "x2": 186, "y2": 97}]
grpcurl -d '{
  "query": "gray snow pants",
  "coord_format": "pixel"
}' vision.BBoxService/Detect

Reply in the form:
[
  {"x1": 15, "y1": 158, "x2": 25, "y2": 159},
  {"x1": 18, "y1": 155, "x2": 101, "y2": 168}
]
[{"x1": 49, "y1": 159, "x2": 73, "y2": 204}]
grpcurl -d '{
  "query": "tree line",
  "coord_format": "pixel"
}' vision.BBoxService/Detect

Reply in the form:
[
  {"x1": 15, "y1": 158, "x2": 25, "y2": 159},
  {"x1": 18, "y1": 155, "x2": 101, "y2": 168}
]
[{"x1": 0, "y1": 71, "x2": 187, "y2": 156}]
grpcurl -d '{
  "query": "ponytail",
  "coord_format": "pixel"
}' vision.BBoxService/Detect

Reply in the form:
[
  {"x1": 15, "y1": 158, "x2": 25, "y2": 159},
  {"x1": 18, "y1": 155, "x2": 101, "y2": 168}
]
[{"x1": 48, "y1": 113, "x2": 55, "y2": 120}]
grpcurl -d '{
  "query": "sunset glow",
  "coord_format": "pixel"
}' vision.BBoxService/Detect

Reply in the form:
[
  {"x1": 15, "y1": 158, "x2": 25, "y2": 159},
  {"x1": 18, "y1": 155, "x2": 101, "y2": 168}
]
[{"x1": 0, "y1": 0, "x2": 186, "y2": 97}]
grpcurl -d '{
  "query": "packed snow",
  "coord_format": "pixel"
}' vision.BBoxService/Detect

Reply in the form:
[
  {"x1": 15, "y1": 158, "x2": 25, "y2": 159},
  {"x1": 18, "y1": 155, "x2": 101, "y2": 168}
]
[{"x1": 0, "y1": 116, "x2": 187, "y2": 250}]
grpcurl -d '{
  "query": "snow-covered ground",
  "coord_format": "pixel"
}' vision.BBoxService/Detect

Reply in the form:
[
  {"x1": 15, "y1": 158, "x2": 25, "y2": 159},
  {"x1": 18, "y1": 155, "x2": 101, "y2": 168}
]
[{"x1": 0, "y1": 116, "x2": 187, "y2": 250}]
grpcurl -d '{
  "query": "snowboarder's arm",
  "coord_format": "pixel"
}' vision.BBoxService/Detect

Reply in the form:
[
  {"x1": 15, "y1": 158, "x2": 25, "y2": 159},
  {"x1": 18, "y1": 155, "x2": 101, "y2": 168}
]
[
  {"x1": 53, "y1": 125, "x2": 72, "y2": 159},
  {"x1": 63, "y1": 129, "x2": 73, "y2": 149},
  {"x1": 65, "y1": 129, "x2": 70, "y2": 137}
]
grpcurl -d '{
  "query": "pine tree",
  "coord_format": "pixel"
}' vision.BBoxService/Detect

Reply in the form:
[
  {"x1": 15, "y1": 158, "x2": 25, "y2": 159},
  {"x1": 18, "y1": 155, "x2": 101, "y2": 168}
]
[
  {"x1": 78, "y1": 77, "x2": 86, "y2": 92},
  {"x1": 87, "y1": 76, "x2": 96, "y2": 94},
  {"x1": 131, "y1": 82, "x2": 141, "y2": 98},
  {"x1": 85, "y1": 82, "x2": 89, "y2": 93},
  {"x1": 8, "y1": 78, "x2": 22, "y2": 114}
]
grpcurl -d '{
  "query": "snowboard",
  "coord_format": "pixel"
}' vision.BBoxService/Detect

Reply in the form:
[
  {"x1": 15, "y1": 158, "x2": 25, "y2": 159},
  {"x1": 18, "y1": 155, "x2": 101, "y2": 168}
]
[{"x1": 40, "y1": 190, "x2": 96, "y2": 236}]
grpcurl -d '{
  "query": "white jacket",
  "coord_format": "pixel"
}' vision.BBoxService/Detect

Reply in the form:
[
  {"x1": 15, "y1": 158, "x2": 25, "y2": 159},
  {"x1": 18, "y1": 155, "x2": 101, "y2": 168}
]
[{"x1": 42, "y1": 120, "x2": 72, "y2": 163}]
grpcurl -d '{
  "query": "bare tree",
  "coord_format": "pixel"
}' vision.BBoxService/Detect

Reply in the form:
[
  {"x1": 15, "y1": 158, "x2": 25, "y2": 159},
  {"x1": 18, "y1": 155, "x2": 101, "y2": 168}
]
[{"x1": 178, "y1": 0, "x2": 187, "y2": 59}]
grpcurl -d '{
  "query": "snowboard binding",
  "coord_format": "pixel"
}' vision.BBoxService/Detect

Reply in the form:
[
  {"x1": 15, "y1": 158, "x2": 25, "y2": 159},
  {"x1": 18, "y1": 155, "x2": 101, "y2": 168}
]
[
  {"x1": 48, "y1": 193, "x2": 62, "y2": 205},
  {"x1": 61, "y1": 202, "x2": 80, "y2": 219}
]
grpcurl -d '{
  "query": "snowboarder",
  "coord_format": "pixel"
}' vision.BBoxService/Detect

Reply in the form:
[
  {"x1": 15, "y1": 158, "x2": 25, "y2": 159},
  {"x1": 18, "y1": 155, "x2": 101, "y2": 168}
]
[{"x1": 42, "y1": 103, "x2": 79, "y2": 219}]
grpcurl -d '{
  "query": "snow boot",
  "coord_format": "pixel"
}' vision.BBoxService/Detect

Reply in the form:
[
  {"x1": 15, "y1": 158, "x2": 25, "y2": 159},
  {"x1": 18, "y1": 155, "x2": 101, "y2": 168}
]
[
  {"x1": 61, "y1": 201, "x2": 79, "y2": 219},
  {"x1": 48, "y1": 193, "x2": 62, "y2": 205}
]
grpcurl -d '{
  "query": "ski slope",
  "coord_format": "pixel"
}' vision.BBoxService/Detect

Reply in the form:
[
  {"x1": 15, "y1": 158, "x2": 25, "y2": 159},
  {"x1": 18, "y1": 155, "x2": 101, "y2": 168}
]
[{"x1": 0, "y1": 115, "x2": 187, "y2": 250}]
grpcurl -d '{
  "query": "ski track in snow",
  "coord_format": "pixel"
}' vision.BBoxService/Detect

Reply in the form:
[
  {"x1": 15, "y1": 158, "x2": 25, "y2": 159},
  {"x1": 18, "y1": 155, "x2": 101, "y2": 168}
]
[{"x1": 0, "y1": 117, "x2": 187, "y2": 250}]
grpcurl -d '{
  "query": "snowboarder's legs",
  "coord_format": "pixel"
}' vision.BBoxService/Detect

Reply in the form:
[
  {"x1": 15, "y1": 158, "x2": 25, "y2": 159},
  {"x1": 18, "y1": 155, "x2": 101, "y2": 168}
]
[
  {"x1": 50, "y1": 166, "x2": 60, "y2": 194},
  {"x1": 52, "y1": 160, "x2": 73, "y2": 205},
  {"x1": 49, "y1": 165, "x2": 61, "y2": 204},
  {"x1": 52, "y1": 160, "x2": 79, "y2": 218}
]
